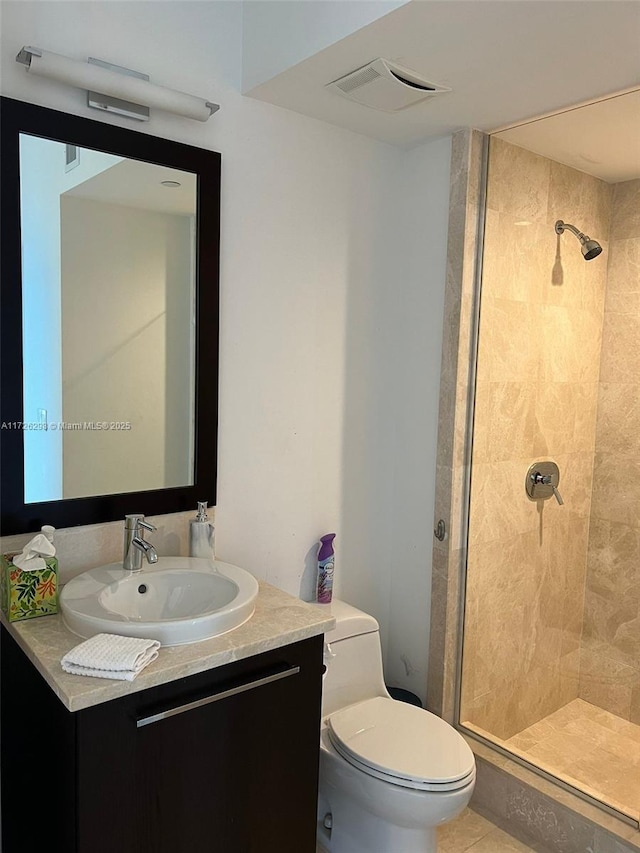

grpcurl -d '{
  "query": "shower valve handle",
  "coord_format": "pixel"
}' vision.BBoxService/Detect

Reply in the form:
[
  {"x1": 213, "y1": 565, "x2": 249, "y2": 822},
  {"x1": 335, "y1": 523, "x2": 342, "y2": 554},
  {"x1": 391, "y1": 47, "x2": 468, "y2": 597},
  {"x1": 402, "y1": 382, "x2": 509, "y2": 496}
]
[
  {"x1": 530, "y1": 472, "x2": 564, "y2": 505},
  {"x1": 531, "y1": 472, "x2": 551, "y2": 486},
  {"x1": 526, "y1": 463, "x2": 564, "y2": 506}
]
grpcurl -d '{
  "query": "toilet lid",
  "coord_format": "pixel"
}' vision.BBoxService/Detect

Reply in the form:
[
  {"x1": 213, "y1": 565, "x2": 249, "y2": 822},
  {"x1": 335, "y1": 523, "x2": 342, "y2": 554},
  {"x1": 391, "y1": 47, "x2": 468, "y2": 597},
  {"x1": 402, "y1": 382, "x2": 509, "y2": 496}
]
[{"x1": 327, "y1": 697, "x2": 475, "y2": 792}]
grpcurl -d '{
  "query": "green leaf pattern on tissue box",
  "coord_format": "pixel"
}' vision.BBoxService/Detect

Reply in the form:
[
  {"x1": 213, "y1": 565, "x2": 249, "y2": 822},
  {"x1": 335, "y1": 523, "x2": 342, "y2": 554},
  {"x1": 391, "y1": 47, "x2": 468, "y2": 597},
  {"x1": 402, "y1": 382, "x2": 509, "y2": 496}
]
[{"x1": 1, "y1": 554, "x2": 58, "y2": 621}]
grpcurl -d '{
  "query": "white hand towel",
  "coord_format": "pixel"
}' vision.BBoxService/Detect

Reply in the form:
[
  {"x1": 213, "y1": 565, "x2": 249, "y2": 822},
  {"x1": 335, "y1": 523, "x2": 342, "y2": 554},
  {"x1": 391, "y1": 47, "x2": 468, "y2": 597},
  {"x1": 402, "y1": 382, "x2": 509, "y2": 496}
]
[{"x1": 61, "y1": 633, "x2": 160, "y2": 681}]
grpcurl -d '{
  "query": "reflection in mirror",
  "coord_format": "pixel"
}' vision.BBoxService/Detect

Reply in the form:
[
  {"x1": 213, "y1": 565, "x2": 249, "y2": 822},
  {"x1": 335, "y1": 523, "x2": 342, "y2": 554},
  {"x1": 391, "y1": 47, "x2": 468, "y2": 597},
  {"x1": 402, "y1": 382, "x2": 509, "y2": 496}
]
[{"x1": 19, "y1": 135, "x2": 197, "y2": 503}]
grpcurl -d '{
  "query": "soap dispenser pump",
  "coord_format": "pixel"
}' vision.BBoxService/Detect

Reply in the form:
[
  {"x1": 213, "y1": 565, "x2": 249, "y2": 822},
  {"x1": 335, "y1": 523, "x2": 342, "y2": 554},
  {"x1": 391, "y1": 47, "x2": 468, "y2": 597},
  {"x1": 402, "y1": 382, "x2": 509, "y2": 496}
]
[{"x1": 189, "y1": 501, "x2": 214, "y2": 560}]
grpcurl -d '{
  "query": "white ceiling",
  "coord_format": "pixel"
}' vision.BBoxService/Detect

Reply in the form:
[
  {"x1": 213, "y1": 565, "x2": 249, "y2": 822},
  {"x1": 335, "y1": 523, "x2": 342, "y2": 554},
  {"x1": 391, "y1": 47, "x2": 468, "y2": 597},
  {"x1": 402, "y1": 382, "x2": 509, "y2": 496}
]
[
  {"x1": 496, "y1": 90, "x2": 640, "y2": 183},
  {"x1": 246, "y1": 0, "x2": 640, "y2": 150},
  {"x1": 64, "y1": 160, "x2": 197, "y2": 216}
]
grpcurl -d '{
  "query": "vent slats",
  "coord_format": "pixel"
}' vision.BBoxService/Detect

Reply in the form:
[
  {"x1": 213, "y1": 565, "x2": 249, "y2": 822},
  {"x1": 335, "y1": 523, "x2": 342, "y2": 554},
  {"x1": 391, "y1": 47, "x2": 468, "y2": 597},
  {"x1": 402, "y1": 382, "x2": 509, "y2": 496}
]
[{"x1": 336, "y1": 66, "x2": 381, "y2": 93}]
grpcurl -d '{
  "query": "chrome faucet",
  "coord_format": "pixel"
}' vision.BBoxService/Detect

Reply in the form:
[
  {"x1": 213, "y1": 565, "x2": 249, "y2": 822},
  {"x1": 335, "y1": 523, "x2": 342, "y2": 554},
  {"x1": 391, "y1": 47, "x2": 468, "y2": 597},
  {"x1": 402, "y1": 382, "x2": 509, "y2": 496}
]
[{"x1": 123, "y1": 514, "x2": 158, "y2": 572}]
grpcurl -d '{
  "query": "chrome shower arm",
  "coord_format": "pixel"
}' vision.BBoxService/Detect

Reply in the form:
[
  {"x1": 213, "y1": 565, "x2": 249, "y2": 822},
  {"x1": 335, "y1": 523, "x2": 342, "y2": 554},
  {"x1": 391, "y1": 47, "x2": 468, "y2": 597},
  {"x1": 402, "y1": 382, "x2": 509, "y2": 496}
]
[{"x1": 555, "y1": 220, "x2": 584, "y2": 240}]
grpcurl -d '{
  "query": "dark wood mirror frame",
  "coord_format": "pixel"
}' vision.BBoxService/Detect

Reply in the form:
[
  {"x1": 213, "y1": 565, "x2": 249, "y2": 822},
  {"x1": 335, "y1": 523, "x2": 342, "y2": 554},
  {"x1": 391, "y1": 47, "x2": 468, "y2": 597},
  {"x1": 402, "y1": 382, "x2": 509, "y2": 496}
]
[{"x1": 0, "y1": 97, "x2": 220, "y2": 534}]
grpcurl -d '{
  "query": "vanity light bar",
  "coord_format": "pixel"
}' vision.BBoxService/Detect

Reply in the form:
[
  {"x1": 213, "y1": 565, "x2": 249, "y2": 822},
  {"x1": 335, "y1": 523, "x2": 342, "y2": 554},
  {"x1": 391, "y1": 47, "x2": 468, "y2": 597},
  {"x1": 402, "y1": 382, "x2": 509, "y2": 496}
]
[{"x1": 16, "y1": 46, "x2": 220, "y2": 122}]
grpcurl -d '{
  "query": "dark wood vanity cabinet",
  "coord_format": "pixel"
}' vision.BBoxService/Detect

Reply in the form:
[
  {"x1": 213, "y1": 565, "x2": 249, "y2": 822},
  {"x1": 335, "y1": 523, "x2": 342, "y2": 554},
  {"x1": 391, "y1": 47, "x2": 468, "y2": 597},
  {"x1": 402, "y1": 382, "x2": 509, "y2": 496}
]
[{"x1": 1, "y1": 628, "x2": 324, "y2": 853}]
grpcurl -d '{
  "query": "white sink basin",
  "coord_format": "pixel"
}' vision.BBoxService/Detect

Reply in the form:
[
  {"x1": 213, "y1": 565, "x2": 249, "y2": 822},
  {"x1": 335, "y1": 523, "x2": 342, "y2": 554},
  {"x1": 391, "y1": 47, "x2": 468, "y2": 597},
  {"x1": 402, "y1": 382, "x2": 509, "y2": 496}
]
[{"x1": 60, "y1": 557, "x2": 259, "y2": 646}]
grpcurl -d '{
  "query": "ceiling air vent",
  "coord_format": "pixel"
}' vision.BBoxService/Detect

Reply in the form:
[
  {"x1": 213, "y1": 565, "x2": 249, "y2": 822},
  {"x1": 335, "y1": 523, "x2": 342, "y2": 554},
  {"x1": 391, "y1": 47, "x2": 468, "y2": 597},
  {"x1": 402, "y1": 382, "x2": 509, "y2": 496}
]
[{"x1": 326, "y1": 59, "x2": 450, "y2": 113}]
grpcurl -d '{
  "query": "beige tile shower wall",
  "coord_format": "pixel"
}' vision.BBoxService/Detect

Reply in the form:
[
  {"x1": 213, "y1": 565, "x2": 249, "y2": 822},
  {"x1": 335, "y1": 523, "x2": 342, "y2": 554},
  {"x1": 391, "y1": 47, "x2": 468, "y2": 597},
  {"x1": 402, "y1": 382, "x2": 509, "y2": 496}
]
[
  {"x1": 461, "y1": 138, "x2": 612, "y2": 739},
  {"x1": 581, "y1": 179, "x2": 640, "y2": 723},
  {"x1": 427, "y1": 128, "x2": 485, "y2": 723}
]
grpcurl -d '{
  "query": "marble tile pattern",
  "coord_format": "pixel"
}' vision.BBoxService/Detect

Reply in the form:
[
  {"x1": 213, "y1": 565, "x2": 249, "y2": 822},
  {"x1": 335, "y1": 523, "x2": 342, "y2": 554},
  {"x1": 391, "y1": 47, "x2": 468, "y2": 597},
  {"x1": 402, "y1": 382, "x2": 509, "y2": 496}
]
[
  {"x1": 437, "y1": 808, "x2": 548, "y2": 852},
  {"x1": 461, "y1": 137, "x2": 613, "y2": 738},
  {"x1": 428, "y1": 128, "x2": 485, "y2": 722},
  {"x1": 1, "y1": 581, "x2": 334, "y2": 712},
  {"x1": 470, "y1": 735, "x2": 640, "y2": 853},
  {"x1": 428, "y1": 137, "x2": 638, "y2": 836},
  {"x1": 484, "y1": 698, "x2": 640, "y2": 822},
  {"x1": 582, "y1": 179, "x2": 640, "y2": 723}
]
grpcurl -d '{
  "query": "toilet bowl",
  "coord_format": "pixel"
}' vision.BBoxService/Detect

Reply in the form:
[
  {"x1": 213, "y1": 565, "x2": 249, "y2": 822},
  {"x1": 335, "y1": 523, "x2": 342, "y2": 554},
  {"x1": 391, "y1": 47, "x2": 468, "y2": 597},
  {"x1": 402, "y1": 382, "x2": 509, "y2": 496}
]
[{"x1": 317, "y1": 599, "x2": 475, "y2": 853}]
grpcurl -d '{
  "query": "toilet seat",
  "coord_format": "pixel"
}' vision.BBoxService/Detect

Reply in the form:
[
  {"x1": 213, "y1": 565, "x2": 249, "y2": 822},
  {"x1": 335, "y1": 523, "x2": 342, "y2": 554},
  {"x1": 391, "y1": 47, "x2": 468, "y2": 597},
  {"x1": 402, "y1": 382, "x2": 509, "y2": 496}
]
[{"x1": 327, "y1": 696, "x2": 475, "y2": 792}]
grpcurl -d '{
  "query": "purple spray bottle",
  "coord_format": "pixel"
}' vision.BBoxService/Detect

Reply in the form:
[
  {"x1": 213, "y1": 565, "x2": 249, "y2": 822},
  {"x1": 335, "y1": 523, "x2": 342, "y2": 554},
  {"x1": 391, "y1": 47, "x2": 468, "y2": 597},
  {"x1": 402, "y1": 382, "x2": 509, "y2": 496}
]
[{"x1": 317, "y1": 533, "x2": 336, "y2": 604}]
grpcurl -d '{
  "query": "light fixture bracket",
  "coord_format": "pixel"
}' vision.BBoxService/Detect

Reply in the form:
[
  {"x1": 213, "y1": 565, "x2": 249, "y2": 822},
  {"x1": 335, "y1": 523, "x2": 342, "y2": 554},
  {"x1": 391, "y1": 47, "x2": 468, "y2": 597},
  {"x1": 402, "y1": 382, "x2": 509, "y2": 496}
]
[
  {"x1": 87, "y1": 58, "x2": 150, "y2": 121},
  {"x1": 16, "y1": 46, "x2": 41, "y2": 65}
]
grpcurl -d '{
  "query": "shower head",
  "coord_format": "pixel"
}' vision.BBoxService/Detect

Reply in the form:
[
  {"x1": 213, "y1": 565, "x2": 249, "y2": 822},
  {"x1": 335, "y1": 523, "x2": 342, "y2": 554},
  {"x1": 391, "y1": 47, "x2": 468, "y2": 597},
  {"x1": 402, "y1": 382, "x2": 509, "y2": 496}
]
[
  {"x1": 581, "y1": 239, "x2": 603, "y2": 261},
  {"x1": 555, "y1": 220, "x2": 603, "y2": 260}
]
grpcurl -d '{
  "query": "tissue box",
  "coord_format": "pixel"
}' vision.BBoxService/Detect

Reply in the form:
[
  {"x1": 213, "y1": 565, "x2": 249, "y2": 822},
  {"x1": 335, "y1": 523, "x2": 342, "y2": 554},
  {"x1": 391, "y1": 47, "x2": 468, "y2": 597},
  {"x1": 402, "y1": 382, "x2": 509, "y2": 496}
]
[{"x1": 1, "y1": 553, "x2": 58, "y2": 622}]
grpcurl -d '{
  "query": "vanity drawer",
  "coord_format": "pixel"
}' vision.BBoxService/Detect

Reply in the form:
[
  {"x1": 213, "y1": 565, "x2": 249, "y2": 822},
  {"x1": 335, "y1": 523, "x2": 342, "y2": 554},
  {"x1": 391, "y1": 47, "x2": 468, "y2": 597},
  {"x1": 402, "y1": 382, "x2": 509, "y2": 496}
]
[{"x1": 1, "y1": 628, "x2": 324, "y2": 853}]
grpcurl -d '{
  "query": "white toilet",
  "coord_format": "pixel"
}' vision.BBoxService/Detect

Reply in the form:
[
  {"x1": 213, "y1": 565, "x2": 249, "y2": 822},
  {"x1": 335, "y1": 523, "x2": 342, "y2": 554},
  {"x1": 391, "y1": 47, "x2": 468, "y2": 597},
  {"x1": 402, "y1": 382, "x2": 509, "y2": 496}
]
[{"x1": 317, "y1": 599, "x2": 475, "y2": 853}]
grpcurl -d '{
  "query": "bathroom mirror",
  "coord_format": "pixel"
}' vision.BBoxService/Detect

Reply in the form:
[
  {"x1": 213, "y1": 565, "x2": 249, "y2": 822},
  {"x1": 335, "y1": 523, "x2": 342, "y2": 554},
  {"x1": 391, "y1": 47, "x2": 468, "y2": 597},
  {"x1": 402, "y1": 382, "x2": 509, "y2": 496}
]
[{"x1": 0, "y1": 97, "x2": 220, "y2": 533}]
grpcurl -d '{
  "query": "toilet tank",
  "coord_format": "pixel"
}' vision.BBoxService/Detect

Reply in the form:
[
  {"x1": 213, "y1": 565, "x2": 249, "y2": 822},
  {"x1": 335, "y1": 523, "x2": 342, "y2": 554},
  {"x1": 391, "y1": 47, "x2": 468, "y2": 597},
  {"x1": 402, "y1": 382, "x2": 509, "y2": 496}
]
[{"x1": 320, "y1": 599, "x2": 389, "y2": 717}]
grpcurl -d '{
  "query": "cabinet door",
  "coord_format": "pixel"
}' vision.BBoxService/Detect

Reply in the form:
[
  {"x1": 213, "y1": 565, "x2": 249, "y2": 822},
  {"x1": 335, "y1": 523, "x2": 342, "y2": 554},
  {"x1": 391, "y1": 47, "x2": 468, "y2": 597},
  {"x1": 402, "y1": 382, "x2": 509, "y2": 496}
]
[
  {"x1": 77, "y1": 638, "x2": 323, "y2": 853},
  {"x1": 1, "y1": 627, "x2": 78, "y2": 853}
]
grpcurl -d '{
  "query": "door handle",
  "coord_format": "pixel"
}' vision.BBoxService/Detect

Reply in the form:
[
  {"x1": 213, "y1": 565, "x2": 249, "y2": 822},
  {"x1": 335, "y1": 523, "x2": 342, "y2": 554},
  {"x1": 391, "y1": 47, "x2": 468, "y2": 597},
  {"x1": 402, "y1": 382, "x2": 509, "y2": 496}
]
[{"x1": 136, "y1": 663, "x2": 300, "y2": 728}]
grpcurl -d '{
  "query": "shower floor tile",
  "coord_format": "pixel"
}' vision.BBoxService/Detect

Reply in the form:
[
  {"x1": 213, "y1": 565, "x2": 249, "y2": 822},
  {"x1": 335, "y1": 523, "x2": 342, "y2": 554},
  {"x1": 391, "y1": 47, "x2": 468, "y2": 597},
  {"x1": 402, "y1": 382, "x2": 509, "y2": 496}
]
[{"x1": 502, "y1": 698, "x2": 640, "y2": 821}]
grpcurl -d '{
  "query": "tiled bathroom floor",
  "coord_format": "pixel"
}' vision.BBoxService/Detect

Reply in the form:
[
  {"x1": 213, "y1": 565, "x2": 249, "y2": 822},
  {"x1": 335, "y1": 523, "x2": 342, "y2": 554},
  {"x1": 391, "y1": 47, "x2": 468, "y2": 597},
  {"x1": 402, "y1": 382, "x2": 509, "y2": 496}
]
[
  {"x1": 480, "y1": 698, "x2": 640, "y2": 821},
  {"x1": 316, "y1": 808, "x2": 541, "y2": 852}
]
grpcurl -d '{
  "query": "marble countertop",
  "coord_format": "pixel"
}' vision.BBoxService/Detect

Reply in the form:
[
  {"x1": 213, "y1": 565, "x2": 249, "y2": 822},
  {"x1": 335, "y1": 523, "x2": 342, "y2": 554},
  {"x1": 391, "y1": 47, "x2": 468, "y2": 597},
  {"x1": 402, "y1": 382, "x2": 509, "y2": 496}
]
[{"x1": 1, "y1": 582, "x2": 335, "y2": 712}]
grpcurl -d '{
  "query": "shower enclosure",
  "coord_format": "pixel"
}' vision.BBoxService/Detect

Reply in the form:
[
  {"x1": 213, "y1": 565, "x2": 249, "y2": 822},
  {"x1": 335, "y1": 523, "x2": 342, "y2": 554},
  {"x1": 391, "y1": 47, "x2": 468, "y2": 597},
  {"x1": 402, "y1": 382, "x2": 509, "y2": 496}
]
[{"x1": 458, "y1": 93, "x2": 640, "y2": 823}]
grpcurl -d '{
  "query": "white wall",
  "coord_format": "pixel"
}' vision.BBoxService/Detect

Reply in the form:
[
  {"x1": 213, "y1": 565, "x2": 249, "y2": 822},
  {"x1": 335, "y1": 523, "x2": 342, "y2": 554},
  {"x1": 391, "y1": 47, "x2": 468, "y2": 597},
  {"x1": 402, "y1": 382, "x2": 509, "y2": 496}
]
[
  {"x1": 19, "y1": 137, "x2": 125, "y2": 504},
  {"x1": 19, "y1": 134, "x2": 64, "y2": 502},
  {"x1": 241, "y1": 0, "x2": 409, "y2": 92},
  {"x1": 60, "y1": 149, "x2": 123, "y2": 193},
  {"x1": 60, "y1": 196, "x2": 193, "y2": 497},
  {"x1": 337, "y1": 136, "x2": 451, "y2": 701},
  {"x1": 1, "y1": 1, "x2": 451, "y2": 698},
  {"x1": 385, "y1": 137, "x2": 450, "y2": 701}
]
